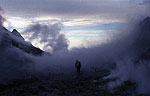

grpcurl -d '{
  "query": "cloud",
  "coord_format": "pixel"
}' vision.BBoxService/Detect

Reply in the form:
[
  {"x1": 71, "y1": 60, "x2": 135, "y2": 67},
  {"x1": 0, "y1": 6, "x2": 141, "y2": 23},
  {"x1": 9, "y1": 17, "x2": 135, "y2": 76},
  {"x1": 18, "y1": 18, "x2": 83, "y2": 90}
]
[
  {"x1": 24, "y1": 22, "x2": 68, "y2": 52},
  {"x1": 132, "y1": 0, "x2": 150, "y2": 5},
  {"x1": 0, "y1": 0, "x2": 148, "y2": 21},
  {"x1": 0, "y1": 6, "x2": 5, "y2": 26},
  {"x1": 105, "y1": 17, "x2": 150, "y2": 93},
  {"x1": 7, "y1": 17, "x2": 32, "y2": 28}
]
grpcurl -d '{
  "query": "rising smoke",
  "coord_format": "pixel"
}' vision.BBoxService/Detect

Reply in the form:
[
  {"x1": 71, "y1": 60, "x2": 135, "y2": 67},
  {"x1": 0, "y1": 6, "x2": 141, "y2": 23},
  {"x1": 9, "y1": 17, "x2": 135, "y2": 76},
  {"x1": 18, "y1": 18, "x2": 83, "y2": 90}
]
[
  {"x1": 0, "y1": 7, "x2": 3, "y2": 26},
  {"x1": 24, "y1": 23, "x2": 68, "y2": 52},
  {"x1": 0, "y1": 7, "x2": 6, "y2": 27},
  {"x1": 105, "y1": 17, "x2": 150, "y2": 93}
]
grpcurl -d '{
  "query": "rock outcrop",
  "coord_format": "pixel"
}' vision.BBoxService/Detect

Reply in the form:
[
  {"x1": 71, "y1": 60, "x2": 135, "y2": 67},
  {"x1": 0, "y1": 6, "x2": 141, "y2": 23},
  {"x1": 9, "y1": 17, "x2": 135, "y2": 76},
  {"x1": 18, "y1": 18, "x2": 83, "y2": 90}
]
[{"x1": 0, "y1": 27, "x2": 44, "y2": 56}]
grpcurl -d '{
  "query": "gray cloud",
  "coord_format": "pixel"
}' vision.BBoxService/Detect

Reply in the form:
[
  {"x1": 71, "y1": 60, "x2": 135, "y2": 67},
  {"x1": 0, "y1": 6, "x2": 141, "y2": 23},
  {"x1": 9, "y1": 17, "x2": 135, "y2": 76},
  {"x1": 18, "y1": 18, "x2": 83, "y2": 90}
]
[
  {"x1": 24, "y1": 22, "x2": 68, "y2": 52},
  {"x1": 0, "y1": 7, "x2": 5, "y2": 26},
  {"x1": 0, "y1": 0, "x2": 148, "y2": 20},
  {"x1": 143, "y1": 0, "x2": 150, "y2": 4},
  {"x1": 133, "y1": 0, "x2": 150, "y2": 5}
]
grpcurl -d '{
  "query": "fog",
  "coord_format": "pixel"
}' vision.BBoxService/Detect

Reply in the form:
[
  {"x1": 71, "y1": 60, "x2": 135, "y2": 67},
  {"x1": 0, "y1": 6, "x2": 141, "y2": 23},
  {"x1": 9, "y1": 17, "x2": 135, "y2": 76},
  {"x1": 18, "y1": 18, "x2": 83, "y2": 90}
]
[
  {"x1": 24, "y1": 22, "x2": 68, "y2": 52},
  {"x1": 0, "y1": 7, "x2": 5, "y2": 26},
  {"x1": 0, "y1": 5, "x2": 150, "y2": 94}
]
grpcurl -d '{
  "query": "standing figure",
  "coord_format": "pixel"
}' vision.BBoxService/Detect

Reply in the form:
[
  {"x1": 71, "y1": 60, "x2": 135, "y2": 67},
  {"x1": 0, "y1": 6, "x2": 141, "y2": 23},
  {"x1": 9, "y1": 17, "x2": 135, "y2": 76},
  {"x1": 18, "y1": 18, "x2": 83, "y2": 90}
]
[{"x1": 75, "y1": 60, "x2": 81, "y2": 75}]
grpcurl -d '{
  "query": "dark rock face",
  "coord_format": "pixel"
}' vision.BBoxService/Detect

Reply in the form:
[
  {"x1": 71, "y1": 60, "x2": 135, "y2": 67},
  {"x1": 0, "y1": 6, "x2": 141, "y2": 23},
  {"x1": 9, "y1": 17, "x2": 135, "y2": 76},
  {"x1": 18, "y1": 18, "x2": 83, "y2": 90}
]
[
  {"x1": 0, "y1": 26, "x2": 48, "y2": 83},
  {"x1": 19, "y1": 44, "x2": 44, "y2": 56},
  {"x1": 0, "y1": 27, "x2": 44, "y2": 56},
  {"x1": 132, "y1": 17, "x2": 150, "y2": 61},
  {"x1": 138, "y1": 17, "x2": 150, "y2": 45},
  {"x1": 12, "y1": 29, "x2": 24, "y2": 41}
]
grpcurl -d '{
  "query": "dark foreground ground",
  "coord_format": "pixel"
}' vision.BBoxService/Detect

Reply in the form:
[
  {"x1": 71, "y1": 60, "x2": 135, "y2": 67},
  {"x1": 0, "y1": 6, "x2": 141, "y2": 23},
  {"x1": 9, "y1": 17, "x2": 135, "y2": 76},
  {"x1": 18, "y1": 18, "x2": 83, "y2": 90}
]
[{"x1": 0, "y1": 69, "x2": 150, "y2": 96}]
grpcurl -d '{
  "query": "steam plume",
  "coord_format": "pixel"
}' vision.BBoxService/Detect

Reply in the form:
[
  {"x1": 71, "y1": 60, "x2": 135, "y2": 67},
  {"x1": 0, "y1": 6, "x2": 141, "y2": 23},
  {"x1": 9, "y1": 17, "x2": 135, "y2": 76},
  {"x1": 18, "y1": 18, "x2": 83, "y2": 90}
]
[
  {"x1": 24, "y1": 23, "x2": 68, "y2": 52},
  {"x1": 0, "y1": 7, "x2": 6, "y2": 26}
]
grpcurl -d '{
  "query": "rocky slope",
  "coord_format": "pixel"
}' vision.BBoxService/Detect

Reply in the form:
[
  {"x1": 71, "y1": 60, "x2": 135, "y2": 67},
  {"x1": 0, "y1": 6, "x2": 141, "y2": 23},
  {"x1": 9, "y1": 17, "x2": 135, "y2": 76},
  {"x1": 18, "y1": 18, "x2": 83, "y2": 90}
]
[{"x1": 0, "y1": 26, "x2": 44, "y2": 56}]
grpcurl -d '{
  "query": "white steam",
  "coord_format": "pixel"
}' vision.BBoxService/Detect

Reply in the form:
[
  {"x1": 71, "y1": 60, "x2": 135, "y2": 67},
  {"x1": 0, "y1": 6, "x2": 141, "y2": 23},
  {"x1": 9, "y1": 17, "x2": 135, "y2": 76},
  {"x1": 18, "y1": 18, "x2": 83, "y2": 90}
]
[
  {"x1": 24, "y1": 23, "x2": 68, "y2": 52},
  {"x1": 105, "y1": 17, "x2": 150, "y2": 93}
]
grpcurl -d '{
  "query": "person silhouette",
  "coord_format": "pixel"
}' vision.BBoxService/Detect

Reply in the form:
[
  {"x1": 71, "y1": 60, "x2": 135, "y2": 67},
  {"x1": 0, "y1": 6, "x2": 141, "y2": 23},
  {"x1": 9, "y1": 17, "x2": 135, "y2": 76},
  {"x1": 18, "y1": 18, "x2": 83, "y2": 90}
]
[{"x1": 75, "y1": 60, "x2": 81, "y2": 75}]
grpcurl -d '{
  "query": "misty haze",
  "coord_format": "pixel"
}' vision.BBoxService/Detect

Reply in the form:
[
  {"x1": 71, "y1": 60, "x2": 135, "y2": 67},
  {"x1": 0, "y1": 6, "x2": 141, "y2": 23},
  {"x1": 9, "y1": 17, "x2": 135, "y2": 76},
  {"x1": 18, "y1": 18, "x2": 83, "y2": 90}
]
[{"x1": 0, "y1": 0, "x2": 150, "y2": 96}]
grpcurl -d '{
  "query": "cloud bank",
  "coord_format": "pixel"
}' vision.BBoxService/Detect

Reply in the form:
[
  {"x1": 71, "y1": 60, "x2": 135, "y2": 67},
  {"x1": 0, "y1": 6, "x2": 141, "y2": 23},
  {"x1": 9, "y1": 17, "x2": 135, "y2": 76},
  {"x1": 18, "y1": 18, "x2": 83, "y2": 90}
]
[
  {"x1": 24, "y1": 22, "x2": 68, "y2": 52},
  {"x1": 0, "y1": 0, "x2": 148, "y2": 21},
  {"x1": 0, "y1": 7, "x2": 5, "y2": 26}
]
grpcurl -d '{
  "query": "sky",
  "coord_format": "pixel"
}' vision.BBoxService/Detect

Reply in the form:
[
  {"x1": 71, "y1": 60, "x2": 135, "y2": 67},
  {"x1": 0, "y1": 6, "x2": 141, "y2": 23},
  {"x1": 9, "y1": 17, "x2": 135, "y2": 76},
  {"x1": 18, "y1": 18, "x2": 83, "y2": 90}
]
[{"x1": 0, "y1": 0, "x2": 149, "y2": 49}]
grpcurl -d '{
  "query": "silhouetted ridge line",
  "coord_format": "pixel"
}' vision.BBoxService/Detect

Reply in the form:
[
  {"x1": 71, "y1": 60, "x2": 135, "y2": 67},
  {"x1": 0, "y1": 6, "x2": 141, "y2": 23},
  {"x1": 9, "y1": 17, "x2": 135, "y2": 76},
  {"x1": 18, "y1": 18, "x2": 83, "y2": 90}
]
[{"x1": 0, "y1": 27, "x2": 46, "y2": 56}]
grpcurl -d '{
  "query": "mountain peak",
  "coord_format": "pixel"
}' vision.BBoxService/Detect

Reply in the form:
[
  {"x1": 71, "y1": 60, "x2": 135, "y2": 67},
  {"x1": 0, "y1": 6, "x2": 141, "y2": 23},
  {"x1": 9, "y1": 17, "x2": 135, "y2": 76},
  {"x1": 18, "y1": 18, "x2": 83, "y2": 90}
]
[
  {"x1": 12, "y1": 29, "x2": 17, "y2": 32},
  {"x1": 12, "y1": 29, "x2": 24, "y2": 40}
]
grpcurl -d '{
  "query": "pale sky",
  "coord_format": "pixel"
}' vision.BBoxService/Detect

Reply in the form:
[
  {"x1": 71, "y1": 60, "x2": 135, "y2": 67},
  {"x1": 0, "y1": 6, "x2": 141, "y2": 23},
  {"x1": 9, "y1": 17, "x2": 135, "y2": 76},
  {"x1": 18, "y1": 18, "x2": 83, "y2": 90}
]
[{"x1": 0, "y1": 0, "x2": 149, "y2": 49}]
